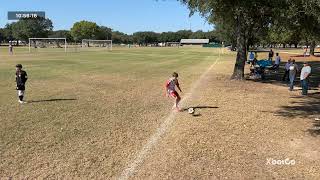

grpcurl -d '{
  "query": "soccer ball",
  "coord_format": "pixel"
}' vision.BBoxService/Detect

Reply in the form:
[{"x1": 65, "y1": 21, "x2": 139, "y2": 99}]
[{"x1": 188, "y1": 108, "x2": 195, "y2": 114}]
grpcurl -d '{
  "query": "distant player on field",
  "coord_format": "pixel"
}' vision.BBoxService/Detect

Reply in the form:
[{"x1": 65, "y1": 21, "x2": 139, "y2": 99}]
[
  {"x1": 9, "y1": 42, "x2": 13, "y2": 55},
  {"x1": 15, "y1": 64, "x2": 28, "y2": 104},
  {"x1": 165, "y1": 72, "x2": 182, "y2": 111}
]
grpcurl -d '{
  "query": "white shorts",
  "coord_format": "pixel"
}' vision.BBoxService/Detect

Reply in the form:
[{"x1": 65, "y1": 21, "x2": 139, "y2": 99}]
[{"x1": 17, "y1": 90, "x2": 25, "y2": 96}]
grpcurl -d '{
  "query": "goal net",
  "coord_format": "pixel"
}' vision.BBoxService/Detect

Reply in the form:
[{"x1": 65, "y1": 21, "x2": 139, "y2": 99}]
[
  {"x1": 29, "y1": 38, "x2": 67, "y2": 52},
  {"x1": 81, "y1": 39, "x2": 112, "y2": 51}
]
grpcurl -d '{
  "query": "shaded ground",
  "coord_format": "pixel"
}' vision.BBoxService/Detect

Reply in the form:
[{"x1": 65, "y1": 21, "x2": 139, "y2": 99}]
[
  {"x1": 245, "y1": 52, "x2": 320, "y2": 137},
  {"x1": 246, "y1": 51, "x2": 320, "y2": 87},
  {"x1": 132, "y1": 53, "x2": 320, "y2": 179}
]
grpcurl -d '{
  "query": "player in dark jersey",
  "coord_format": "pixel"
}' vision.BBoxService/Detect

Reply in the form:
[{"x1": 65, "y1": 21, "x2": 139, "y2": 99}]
[{"x1": 15, "y1": 64, "x2": 28, "y2": 104}]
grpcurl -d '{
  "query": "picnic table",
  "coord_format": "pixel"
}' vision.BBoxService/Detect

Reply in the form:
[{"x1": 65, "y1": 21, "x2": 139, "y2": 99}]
[{"x1": 249, "y1": 59, "x2": 273, "y2": 80}]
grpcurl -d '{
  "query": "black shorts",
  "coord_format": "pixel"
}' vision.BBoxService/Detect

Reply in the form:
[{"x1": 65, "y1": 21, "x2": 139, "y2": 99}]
[{"x1": 16, "y1": 85, "x2": 25, "y2": 90}]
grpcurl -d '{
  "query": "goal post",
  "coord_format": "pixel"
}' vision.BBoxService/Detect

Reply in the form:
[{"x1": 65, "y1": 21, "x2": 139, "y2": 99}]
[
  {"x1": 29, "y1": 38, "x2": 67, "y2": 52},
  {"x1": 81, "y1": 39, "x2": 112, "y2": 51}
]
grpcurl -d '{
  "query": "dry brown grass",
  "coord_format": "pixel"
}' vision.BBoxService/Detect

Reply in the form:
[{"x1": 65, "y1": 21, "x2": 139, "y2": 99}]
[
  {"x1": 1, "y1": 47, "x2": 320, "y2": 179},
  {"x1": 132, "y1": 55, "x2": 320, "y2": 179}
]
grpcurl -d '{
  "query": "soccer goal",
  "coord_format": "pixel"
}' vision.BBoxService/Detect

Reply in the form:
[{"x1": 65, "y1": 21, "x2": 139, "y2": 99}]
[
  {"x1": 81, "y1": 39, "x2": 112, "y2": 51},
  {"x1": 29, "y1": 38, "x2": 67, "y2": 52}
]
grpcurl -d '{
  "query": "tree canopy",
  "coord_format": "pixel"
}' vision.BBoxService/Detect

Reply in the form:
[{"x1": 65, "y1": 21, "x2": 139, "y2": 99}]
[
  {"x1": 70, "y1": 20, "x2": 100, "y2": 42},
  {"x1": 49, "y1": 30, "x2": 73, "y2": 41},
  {"x1": 11, "y1": 17, "x2": 53, "y2": 42},
  {"x1": 0, "y1": 2, "x2": 319, "y2": 65},
  {"x1": 179, "y1": 0, "x2": 320, "y2": 79}
]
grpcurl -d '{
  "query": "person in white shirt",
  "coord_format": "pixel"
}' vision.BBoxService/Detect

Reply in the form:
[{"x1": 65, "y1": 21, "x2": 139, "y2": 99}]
[
  {"x1": 289, "y1": 59, "x2": 299, "y2": 91},
  {"x1": 300, "y1": 62, "x2": 311, "y2": 95},
  {"x1": 271, "y1": 53, "x2": 281, "y2": 71}
]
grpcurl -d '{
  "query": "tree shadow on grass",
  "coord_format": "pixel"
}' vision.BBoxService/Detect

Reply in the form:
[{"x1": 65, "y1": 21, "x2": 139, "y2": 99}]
[
  {"x1": 246, "y1": 61, "x2": 320, "y2": 88},
  {"x1": 272, "y1": 93, "x2": 320, "y2": 136},
  {"x1": 246, "y1": 58, "x2": 320, "y2": 136},
  {"x1": 182, "y1": 106, "x2": 219, "y2": 111},
  {"x1": 308, "y1": 120, "x2": 320, "y2": 137},
  {"x1": 28, "y1": 98, "x2": 77, "y2": 103}
]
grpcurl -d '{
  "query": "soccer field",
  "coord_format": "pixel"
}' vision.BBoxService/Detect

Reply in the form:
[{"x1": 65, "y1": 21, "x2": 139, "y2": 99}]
[
  {"x1": 0, "y1": 47, "x2": 230, "y2": 178},
  {"x1": 1, "y1": 47, "x2": 320, "y2": 179}
]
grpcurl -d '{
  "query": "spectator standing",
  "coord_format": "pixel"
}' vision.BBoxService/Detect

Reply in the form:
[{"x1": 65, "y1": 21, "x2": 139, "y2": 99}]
[
  {"x1": 303, "y1": 47, "x2": 308, "y2": 57},
  {"x1": 248, "y1": 51, "x2": 255, "y2": 65},
  {"x1": 271, "y1": 53, "x2": 281, "y2": 72},
  {"x1": 9, "y1": 43, "x2": 13, "y2": 55},
  {"x1": 282, "y1": 59, "x2": 292, "y2": 81},
  {"x1": 300, "y1": 62, "x2": 311, "y2": 95},
  {"x1": 268, "y1": 48, "x2": 274, "y2": 61},
  {"x1": 288, "y1": 59, "x2": 299, "y2": 91}
]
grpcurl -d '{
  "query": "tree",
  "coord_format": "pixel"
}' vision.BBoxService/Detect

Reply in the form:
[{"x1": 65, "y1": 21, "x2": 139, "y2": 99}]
[
  {"x1": 190, "y1": 30, "x2": 206, "y2": 39},
  {"x1": 214, "y1": 22, "x2": 236, "y2": 48},
  {"x1": 70, "y1": 20, "x2": 100, "y2": 42},
  {"x1": 133, "y1": 31, "x2": 159, "y2": 45},
  {"x1": 49, "y1": 30, "x2": 73, "y2": 41},
  {"x1": 11, "y1": 17, "x2": 53, "y2": 44},
  {"x1": 285, "y1": 0, "x2": 320, "y2": 55},
  {"x1": 112, "y1": 31, "x2": 131, "y2": 44},
  {"x1": 2, "y1": 24, "x2": 14, "y2": 42},
  {"x1": 159, "y1": 31, "x2": 180, "y2": 42},
  {"x1": 48, "y1": 30, "x2": 73, "y2": 48},
  {"x1": 175, "y1": 30, "x2": 193, "y2": 40},
  {"x1": 0, "y1": 28, "x2": 4, "y2": 43},
  {"x1": 96, "y1": 26, "x2": 112, "y2": 40},
  {"x1": 179, "y1": 0, "x2": 287, "y2": 80},
  {"x1": 205, "y1": 31, "x2": 219, "y2": 43}
]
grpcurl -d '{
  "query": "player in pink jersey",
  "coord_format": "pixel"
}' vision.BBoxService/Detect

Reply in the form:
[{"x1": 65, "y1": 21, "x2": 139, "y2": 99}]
[{"x1": 165, "y1": 72, "x2": 182, "y2": 111}]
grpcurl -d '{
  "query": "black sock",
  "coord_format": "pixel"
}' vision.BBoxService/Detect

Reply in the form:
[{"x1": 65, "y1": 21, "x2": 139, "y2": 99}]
[{"x1": 19, "y1": 96, "x2": 23, "y2": 101}]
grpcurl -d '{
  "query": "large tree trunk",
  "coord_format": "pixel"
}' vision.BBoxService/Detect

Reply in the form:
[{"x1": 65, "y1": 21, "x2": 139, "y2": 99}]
[
  {"x1": 231, "y1": 15, "x2": 247, "y2": 80},
  {"x1": 310, "y1": 40, "x2": 316, "y2": 56}
]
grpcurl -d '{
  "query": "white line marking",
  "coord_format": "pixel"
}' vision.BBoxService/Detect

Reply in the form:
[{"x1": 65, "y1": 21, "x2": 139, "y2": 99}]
[
  {"x1": 281, "y1": 51, "x2": 302, "y2": 55},
  {"x1": 118, "y1": 50, "x2": 221, "y2": 180}
]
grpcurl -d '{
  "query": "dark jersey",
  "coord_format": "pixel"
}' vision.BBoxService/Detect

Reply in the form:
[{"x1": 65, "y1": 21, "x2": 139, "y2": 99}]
[
  {"x1": 269, "y1": 50, "x2": 274, "y2": 58},
  {"x1": 16, "y1": 70, "x2": 28, "y2": 90}
]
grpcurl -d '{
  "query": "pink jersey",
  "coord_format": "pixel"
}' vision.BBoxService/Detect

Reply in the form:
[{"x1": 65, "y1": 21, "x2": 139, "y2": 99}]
[{"x1": 166, "y1": 77, "x2": 179, "y2": 93}]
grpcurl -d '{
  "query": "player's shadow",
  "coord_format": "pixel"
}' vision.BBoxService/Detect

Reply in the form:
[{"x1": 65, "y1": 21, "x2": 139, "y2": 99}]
[
  {"x1": 182, "y1": 106, "x2": 219, "y2": 117},
  {"x1": 182, "y1": 106, "x2": 218, "y2": 117},
  {"x1": 28, "y1": 98, "x2": 77, "y2": 103},
  {"x1": 183, "y1": 106, "x2": 219, "y2": 110}
]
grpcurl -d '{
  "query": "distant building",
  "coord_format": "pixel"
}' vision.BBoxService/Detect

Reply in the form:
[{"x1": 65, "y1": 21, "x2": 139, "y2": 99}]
[{"x1": 180, "y1": 39, "x2": 210, "y2": 46}]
